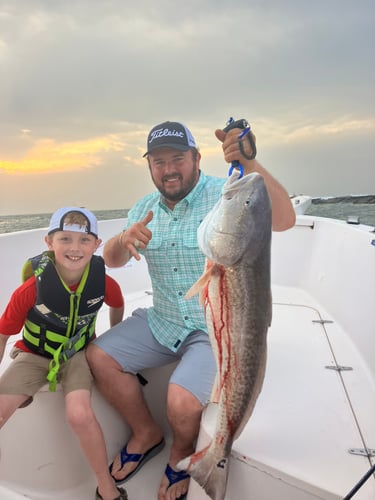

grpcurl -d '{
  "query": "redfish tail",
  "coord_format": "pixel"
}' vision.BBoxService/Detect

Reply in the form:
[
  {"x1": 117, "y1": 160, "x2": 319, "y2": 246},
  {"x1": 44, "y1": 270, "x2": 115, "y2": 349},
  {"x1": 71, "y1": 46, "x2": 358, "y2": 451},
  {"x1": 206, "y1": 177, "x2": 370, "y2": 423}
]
[{"x1": 177, "y1": 446, "x2": 229, "y2": 500}]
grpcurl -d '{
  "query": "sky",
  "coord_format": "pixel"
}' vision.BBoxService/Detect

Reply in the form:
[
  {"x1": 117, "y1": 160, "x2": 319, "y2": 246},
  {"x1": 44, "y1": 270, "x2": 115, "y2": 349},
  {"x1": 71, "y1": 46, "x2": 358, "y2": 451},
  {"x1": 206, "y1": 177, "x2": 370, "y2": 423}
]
[{"x1": 0, "y1": 0, "x2": 374, "y2": 215}]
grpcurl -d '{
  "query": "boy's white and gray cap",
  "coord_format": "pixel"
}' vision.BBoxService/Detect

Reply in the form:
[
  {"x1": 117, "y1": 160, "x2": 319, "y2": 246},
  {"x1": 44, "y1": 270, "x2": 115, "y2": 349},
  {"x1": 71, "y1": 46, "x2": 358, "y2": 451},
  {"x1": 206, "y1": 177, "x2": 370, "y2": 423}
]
[
  {"x1": 143, "y1": 121, "x2": 197, "y2": 157},
  {"x1": 48, "y1": 206, "x2": 98, "y2": 237}
]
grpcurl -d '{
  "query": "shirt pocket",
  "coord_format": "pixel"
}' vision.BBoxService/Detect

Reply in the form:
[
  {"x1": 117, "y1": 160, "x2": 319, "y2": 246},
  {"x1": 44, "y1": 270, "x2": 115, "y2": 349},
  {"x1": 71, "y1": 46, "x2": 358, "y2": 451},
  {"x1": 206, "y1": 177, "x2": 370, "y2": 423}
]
[
  {"x1": 146, "y1": 231, "x2": 163, "y2": 250},
  {"x1": 181, "y1": 215, "x2": 203, "y2": 249},
  {"x1": 182, "y1": 230, "x2": 199, "y2": 249}
]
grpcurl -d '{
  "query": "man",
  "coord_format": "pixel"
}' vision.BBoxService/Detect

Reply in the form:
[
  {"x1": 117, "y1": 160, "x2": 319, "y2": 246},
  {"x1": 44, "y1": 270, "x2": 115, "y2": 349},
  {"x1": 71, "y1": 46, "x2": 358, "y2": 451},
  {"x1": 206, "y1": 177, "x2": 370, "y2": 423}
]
[{"x1": 87, "y1": 120, "x2": 295, "y2": 500}]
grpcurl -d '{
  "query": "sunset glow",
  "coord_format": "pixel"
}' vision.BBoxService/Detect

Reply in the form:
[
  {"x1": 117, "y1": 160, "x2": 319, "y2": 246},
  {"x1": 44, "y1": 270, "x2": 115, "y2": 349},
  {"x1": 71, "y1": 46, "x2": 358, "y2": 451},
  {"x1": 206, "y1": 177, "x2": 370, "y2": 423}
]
[{"x1": 0, "y1": 135, "x2": 126, "y2": 174}]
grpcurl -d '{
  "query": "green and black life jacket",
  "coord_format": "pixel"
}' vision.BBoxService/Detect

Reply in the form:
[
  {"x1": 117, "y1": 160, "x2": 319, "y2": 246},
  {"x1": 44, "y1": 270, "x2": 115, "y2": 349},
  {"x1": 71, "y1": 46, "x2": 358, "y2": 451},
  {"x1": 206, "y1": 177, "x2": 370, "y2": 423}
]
[{"x1": 22, "y1": 251, "x2": 105, "y2": 390}]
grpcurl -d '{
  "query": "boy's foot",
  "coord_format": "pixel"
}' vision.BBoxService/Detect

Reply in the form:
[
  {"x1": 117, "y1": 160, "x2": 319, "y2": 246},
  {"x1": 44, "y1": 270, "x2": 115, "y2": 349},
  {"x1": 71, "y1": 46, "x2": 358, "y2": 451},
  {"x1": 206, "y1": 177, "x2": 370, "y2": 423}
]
[{"x1": 95, "y1": 486, "x2": 128, "y2": 500}]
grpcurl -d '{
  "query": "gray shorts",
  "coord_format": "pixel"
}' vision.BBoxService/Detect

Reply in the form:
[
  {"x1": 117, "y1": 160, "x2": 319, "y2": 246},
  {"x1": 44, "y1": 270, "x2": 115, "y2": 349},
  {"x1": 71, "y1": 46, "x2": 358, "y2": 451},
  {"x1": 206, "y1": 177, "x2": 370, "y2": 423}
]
[
  {"x1": 0, "y1": 348, "x2": 93, "y2": 406},
  {"x1": 93, "y1": 308, "x2": 216, "y2": 405}
]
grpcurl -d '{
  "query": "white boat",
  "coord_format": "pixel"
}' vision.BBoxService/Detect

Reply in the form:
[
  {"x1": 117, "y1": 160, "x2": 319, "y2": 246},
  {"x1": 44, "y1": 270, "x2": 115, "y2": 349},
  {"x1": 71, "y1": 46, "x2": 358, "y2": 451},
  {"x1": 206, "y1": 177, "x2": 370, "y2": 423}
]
[
  {"x1": 0, "y1": 213, "x2": 374, "y2": 500},
  {"x1": 290, "y1": 195, "x2": 313, "y2": 215}
]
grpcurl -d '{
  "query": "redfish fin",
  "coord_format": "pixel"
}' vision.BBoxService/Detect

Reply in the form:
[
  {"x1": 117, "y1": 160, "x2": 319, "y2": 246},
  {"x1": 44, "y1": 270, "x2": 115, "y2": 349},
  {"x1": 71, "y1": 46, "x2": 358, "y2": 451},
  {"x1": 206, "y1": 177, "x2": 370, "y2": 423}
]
[
  {"x1": 184, "y1": 266, "x2": 214, "y2": 302},
  {"x1": 178, "y1": 447, "x2": 229, "y2": 500}
]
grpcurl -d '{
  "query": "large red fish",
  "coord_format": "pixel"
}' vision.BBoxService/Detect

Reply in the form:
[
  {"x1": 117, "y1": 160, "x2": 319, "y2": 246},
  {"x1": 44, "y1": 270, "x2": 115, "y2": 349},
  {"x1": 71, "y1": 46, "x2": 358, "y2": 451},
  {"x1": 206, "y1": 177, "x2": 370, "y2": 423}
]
[{"x1": 180, "y1": 171, "x2": 272, "y2": 500}]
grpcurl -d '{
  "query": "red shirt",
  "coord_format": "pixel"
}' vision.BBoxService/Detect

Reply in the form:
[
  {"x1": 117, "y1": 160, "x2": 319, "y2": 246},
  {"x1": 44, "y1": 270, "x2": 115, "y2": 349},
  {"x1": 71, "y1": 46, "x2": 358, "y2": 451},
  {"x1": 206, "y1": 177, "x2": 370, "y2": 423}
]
[{"x1": 0, "y1": 274, "x2": 124, "y2": 352}]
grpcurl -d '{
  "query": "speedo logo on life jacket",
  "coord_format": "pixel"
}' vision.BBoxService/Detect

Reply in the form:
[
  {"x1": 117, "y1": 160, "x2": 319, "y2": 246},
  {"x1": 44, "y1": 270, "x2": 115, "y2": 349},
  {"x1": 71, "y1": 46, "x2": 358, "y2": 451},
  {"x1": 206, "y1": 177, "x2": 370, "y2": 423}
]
[{"x1": 87, "y1": 296, "x2": 105, "y2": 308}]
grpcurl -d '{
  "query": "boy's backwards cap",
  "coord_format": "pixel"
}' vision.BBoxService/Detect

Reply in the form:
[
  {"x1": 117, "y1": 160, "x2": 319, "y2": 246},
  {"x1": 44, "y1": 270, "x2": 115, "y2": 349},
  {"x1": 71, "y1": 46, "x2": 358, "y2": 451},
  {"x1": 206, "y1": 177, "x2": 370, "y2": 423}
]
[
  {"x1": 48, "y1": 206, "x2": 98, "y2": 237},
  {"x1": 143, "y1": 121, "x2": 197, "y2": 157}
]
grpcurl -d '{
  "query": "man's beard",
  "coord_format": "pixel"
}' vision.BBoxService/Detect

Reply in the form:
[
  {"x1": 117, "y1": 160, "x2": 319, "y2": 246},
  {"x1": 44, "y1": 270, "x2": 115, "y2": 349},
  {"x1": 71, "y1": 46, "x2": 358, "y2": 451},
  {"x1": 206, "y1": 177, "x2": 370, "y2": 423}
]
[{"x1": 153, "y1": 162, "x2": 200, "y2": 203}]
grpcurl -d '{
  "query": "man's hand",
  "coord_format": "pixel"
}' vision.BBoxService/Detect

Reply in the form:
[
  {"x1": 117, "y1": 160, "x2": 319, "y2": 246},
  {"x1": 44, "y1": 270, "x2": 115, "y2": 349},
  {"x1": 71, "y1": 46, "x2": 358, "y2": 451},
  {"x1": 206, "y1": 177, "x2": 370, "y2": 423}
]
[
  {"x1": 215, "y1": 127, "x2": 257, "y2": 175},
  {"x1": 120, "y1": 210, "x2": 153, "y2": 261}
]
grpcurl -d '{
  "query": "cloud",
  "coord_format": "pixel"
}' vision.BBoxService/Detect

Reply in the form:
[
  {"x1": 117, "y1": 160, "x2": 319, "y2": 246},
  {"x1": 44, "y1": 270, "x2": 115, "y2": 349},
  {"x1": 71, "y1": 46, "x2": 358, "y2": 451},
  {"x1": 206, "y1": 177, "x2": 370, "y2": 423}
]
[
  {"x1": 256, "y1": 116, "x2": 375, "y2": 147},
  {"x1": 0, "y1": 0, "x2": 374, "y2": 214},
  {"x1": 0, "y1": 135, "x2": 127, "y2": 174}
]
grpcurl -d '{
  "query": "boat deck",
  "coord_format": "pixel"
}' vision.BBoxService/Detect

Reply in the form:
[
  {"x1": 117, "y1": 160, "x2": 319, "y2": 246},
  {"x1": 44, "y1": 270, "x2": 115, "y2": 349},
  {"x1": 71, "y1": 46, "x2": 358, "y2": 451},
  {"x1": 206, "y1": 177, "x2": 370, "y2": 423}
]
[
  {"x1": 1, "y1": 217, "x2": 375, "y2": 499},
  {"x1": 119, "y1": 282, "x2": 375, "y2": 500}
]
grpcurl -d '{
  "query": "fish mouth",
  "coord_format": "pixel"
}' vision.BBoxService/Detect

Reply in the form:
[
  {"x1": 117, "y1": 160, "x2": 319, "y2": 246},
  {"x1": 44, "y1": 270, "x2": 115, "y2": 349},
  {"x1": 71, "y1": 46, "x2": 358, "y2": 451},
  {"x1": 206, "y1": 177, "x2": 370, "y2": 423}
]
[{"x1": 222, "y1": 170, "x2": 259, "y2": 198}]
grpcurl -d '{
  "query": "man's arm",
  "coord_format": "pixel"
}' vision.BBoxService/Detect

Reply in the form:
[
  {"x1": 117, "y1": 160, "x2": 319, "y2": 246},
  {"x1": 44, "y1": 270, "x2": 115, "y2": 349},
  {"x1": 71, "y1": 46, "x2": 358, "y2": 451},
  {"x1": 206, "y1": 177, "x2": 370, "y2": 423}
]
[
  {"x1": 103, "y1": 211, "x2": 154, "y2": 268},
  {"x1": 103, "y1": 232, "x2": 132, "y2": 268},
  {"x1": 246, "y1": 160, "x2": 296, "y2": 231},
  {"x1": 216, "y1": 127, "x2": 296, "y2": 232}
]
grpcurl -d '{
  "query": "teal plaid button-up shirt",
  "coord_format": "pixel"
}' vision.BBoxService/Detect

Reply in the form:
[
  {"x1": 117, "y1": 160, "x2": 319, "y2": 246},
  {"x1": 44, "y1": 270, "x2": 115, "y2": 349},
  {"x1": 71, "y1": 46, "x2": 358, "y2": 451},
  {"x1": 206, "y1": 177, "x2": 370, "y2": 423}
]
[{"x1": 126, "y1": 172, "x2": 225, "y2": 351}]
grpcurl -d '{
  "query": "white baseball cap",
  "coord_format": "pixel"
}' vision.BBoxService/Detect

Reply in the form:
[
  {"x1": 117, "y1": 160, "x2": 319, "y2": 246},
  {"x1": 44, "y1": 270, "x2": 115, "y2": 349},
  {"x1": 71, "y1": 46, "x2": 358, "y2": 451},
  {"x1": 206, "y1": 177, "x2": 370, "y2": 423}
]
[{"x1": 48, "y1": 206, "x2": 98, "y2": 238}]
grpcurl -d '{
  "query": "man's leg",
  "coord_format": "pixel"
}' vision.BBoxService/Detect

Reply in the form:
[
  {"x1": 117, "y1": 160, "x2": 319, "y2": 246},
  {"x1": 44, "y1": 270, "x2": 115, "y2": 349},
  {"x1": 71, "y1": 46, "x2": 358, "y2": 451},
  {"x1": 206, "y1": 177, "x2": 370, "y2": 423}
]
[
  {"x1": 86, "y1": 309, "x2": 175, "y2": 481},
  {"x1": 87, "y1": 344, "x2": 164, "y2": 481},
  {"x1": 157, "y1": 330, "x2": 217, "y2": 500},
  {"x1": 158, "y1": 383, "x2": 203, "y2": 500}
]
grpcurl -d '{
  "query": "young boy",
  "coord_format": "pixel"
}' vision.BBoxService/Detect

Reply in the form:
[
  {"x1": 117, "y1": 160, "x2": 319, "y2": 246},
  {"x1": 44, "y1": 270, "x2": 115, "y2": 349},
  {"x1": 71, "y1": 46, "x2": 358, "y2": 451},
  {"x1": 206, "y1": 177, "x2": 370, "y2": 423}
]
[{"x1": 0, "y1": 207, "x2": 128, "y2": 500}]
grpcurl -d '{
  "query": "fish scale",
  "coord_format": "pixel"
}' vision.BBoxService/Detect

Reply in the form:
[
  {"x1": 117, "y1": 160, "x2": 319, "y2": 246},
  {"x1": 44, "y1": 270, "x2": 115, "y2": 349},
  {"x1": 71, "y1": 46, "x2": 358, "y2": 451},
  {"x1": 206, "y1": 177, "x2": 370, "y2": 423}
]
[{"x1": 180, "y1": 171, "x2": 272, "y2": 500}]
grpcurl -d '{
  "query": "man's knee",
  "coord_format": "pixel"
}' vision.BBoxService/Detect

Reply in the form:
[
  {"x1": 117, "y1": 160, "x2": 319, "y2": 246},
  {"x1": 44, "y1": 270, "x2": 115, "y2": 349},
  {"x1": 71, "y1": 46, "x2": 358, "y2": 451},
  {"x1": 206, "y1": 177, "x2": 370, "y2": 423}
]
[
  {"x1": 167, "y1": 383, "x2": 203, "y2": 417},
  {"x1": 86, "y1": 344, "x2": 122, "y2": 377},
  {"x1": 85, "y1": 343, "x2": 100, "y2": 366}
]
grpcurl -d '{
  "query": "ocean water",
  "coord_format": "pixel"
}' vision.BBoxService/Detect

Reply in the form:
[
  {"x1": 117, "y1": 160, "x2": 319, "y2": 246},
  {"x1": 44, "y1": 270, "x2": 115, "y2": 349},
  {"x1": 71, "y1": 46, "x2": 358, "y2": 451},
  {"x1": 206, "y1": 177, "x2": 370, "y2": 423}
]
[
  {"x1": 0, "y1": 209, "x2": 129, "y2": 234},
  {"x1": 1, "y1": 200, "x2": 375, "y2": 234},
  {"x1": 304, "y1": 196, "x2": 375, "y2": 227}
]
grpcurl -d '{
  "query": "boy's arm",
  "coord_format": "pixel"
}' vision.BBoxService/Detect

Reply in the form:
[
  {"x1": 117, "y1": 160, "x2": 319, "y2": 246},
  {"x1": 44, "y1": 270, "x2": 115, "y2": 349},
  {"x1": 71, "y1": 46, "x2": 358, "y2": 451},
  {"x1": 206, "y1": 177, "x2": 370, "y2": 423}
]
[
  {"x1": 0, "y1": 334, "x2": 10, "y2": 364},
  {"x1": 109, "y1": 305, "x2": 124, "y2": 328},
  {"x1": 0, "y1": 280, "x2": 35, "y2": 364},
  {"x1": 104, "y1": 275, "x2": 124, "y2": 327}
]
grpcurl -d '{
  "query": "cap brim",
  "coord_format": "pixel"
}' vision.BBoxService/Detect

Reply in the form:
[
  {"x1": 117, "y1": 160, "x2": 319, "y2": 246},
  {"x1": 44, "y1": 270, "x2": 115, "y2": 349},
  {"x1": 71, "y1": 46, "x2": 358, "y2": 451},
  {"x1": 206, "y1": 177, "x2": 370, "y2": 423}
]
[{"x1": 143, "y1": 144, "x2": 191, "y2": 157}]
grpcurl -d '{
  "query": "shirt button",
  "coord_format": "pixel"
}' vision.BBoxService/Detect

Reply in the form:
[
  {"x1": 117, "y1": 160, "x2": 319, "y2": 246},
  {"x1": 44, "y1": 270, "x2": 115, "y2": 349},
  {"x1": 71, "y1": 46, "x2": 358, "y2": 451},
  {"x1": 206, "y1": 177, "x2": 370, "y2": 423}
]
[
  {"x1": 174, "y1": 268, "x2": 178, "y2": 272},
  {"x1": 171, "y1": 243, "x2": 175, "y2": 247},
  {"x1": 173, "y1": 217, "x2": 178, "y2": 222},
  {"x1": 184, "y1": 316, "x2": 189, "y2": 320},
  {"x1": 178, "y1": 291, "x2": 183, "y2": 296}
]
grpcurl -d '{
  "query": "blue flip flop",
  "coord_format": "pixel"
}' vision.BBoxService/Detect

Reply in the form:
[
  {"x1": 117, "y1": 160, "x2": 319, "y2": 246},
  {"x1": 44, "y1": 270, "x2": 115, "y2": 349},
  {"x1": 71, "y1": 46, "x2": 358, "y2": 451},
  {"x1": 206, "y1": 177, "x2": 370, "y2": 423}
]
[
  {"x1": 165, "y1": 463, "x2": 190, "y2": 500},
  {"x1": 109, "y1": 438, "x2": 165, "y2": 484}
]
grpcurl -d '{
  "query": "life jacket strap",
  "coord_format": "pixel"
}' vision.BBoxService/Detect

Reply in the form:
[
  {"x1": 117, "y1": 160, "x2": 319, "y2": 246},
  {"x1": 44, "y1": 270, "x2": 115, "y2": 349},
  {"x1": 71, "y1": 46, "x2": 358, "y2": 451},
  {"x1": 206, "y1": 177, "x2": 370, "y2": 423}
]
[
  {"x1": 47, "y1": 345, "x2": 63, "y2": 392},
  {"x1": 46, "y1": 323, "x2": 95, "y2": 391},
  {"x1": 59, "y1": 324, "x2": 92, "y2": 362}
]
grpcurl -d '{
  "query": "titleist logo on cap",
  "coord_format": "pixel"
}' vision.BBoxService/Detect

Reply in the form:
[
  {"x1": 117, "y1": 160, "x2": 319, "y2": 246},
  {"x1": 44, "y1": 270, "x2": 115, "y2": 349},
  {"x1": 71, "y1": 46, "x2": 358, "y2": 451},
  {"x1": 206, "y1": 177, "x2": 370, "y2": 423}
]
[
  {"x1": 143, "y1": 121, "x2": 196, "y2": 156},
  {"x1": 149, "y1": 127, "x2": 185, "y2": 143}
]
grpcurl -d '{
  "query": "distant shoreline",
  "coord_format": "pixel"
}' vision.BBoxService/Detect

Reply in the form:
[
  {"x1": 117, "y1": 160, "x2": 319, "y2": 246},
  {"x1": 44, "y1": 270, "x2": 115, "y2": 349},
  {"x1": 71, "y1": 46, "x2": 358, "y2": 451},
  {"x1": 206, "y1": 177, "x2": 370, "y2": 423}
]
[
  {"x1": 312, "y1": 194, "x2": 375, "y2": 205},
  {"x1": 1, "y1": 201, "x2": 375, "y2": 234},
  {"x1": 0, "y1": 209, "x2": 129, "y2": 218}
]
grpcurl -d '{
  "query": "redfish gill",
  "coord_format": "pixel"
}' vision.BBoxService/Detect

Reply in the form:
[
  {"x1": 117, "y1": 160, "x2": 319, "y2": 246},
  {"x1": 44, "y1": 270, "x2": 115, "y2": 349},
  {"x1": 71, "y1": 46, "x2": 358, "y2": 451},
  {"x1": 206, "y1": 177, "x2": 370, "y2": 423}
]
[{"x1": 179, "y1": 171, "x2": 272, "y2": 500}]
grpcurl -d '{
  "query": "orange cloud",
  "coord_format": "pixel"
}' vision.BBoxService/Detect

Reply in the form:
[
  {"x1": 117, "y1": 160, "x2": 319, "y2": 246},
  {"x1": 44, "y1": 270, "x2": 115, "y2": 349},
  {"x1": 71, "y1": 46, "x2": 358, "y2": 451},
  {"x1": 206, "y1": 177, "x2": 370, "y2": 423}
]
[{"x1": 0, "y1": 135, "x2": 126, "y2": 175}]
